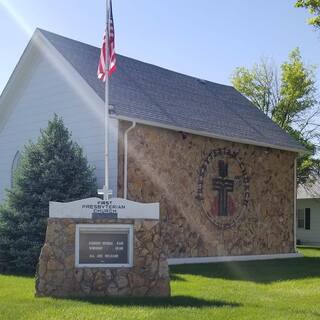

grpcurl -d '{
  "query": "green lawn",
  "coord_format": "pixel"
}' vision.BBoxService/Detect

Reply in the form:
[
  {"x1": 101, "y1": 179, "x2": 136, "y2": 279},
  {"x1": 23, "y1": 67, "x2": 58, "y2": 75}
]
[{"x1": 1, "y1": 247, "x2": 320, "y2": 320}]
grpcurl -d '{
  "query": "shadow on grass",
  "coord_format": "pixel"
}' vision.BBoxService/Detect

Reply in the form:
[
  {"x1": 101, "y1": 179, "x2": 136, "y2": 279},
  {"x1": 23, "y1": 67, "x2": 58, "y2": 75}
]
[
  {"x1": 58, "y1": 295, "x2": 241, "y2": 308},
  {"x1": 0, "y1": 270, "x2": 34, "y2": 279},
  {"x1": 170, "y1": 274, "x2": 187, "y2": 281},
  {"x1": 171, "y1": 254, "x2": 320, "y2": 284}
]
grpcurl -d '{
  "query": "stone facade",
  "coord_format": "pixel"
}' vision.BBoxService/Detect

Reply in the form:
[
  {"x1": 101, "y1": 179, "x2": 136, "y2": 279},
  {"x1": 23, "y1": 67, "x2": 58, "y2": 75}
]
[
  {"x1": 118, "y1": 122, "x2": 297, "y2": 258},
  {"x1": 36, "y1": 218, "x2": 170, "y2": 297}
]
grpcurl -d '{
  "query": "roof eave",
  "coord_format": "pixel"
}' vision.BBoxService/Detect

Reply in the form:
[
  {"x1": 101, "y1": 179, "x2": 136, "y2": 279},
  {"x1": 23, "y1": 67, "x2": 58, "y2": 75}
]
[{"x1": 110, "y1": 113, "x2": 305, "y2": 154}]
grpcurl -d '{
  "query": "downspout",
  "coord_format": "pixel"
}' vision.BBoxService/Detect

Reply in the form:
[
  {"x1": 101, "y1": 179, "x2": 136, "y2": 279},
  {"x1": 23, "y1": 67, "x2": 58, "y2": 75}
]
[
  {"x1": 124, "y1": 121, "x2": 136, "y2": 199},
  {"x1": 294, "y1": 157, "x2": 297, "y2": 252}
]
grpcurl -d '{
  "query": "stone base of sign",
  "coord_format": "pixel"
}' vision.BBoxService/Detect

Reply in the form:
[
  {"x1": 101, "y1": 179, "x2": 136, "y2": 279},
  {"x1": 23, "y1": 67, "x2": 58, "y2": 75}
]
[{"x1": 35, "y1": 218, "x2": 170, "y2": 297}]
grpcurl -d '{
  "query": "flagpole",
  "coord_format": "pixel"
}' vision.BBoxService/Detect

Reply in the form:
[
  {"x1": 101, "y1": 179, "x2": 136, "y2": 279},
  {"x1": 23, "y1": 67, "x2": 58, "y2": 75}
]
[{"x1": 104, "y1": 0, "x2": 110, "y2": 200}]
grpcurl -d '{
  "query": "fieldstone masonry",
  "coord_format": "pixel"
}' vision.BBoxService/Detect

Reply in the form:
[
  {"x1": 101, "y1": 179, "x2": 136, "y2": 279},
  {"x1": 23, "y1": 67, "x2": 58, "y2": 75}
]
[
  {"x1": 36, "y1": 218, "x2": 170, "y2": 297},
  {"x1": 118, "y1": 122, "x2": 297, "y2": 258}
]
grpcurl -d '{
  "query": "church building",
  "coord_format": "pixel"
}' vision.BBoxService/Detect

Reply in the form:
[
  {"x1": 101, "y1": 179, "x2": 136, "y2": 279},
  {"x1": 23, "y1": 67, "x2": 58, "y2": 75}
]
[{"x1": 0, "y1": 29, "x2": 304, "y2": 263}]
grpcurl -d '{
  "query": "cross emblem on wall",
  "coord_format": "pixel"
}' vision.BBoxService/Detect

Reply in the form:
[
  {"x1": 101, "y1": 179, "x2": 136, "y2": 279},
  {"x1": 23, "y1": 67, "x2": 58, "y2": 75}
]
[{"x1": 212, "y1": 160, "x2": 234, "y2": 216}]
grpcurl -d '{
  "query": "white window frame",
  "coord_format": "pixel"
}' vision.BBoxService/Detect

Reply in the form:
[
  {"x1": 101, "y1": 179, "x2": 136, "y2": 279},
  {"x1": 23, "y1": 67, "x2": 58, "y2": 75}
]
[
  {"x1": 297, "y1": 208, "x2": 311, "y2": 230},
  {"x1": 11, "y1": 151, "x2": 21, "y2": 187},
  {"x1": 75, "y1": 224, "x2": 133, "y2": 268}
]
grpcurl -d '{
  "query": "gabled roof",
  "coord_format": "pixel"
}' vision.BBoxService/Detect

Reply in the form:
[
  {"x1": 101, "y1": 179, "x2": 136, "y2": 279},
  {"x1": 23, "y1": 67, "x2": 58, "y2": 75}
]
[
  {"x1": 298, "y1": 182, "x2": 320, "y2": 199},
  {"x1": 2, "y1": 28, "x2": 306, "y2": 153}
]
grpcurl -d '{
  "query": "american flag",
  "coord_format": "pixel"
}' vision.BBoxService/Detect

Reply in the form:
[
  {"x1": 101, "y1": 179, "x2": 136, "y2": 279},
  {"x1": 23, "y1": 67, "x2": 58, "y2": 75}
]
[{"x1": 97, "y1": 0, "x2": 116, "y2": 81}]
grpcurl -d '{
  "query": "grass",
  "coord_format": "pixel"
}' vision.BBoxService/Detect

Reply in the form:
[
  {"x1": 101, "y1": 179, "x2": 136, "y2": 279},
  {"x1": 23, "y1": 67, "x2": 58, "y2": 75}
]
[{"x1": 0, "y1": 247, "x2": 320, "y2": 319}]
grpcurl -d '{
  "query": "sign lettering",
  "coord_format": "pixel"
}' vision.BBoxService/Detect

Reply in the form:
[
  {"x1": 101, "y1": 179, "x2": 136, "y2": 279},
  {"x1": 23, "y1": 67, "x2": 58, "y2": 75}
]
[{"x1": 78, "y1": 231, "x2": 129, "y2": 265}]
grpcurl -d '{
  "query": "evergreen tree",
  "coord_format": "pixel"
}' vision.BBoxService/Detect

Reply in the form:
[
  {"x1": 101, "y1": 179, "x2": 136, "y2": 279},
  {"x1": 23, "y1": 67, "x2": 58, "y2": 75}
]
[{"x1": 0, "y1": 115, "x2": 97, "y2": 273}]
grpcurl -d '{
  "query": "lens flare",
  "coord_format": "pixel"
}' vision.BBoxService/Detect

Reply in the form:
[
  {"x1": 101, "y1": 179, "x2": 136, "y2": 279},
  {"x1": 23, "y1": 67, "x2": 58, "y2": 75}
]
[
  {"x1": 0, "y1": 0, "x2": 104, "y2": 123},
  {"x1": 0, "y1": 0, "x2": 33, "y2": 35},
  {"x1": 0, "y1": 1, "x2": 205, "y2": 247}
]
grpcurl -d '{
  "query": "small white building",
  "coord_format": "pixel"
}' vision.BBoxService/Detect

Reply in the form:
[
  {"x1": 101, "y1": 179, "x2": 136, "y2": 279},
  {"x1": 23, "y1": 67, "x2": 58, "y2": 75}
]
[{"x1": 297, "y1": 183, "x2": 320, "y2": 246}]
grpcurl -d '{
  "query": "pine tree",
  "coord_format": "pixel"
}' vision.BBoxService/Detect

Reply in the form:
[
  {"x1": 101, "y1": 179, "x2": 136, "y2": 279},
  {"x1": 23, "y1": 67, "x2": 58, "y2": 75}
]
[{"x1": 0, "y1": 115, "x2": 97, "y2": 273}]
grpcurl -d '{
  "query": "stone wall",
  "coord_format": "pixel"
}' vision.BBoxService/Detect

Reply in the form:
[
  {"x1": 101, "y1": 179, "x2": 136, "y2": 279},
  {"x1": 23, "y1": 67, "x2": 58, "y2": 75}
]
[
  {"x1": 36, "y1": 218, "x2": 170, "y2": 297},
  {"x1": 118, "y1": 122, "x2": 297, "y2": 258}
]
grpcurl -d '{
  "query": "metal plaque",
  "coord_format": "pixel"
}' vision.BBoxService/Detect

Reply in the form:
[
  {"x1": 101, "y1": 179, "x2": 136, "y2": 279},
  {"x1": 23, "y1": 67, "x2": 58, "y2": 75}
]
[{"x1": 78, "y1": 230, "x2": 129, "y2": 265}]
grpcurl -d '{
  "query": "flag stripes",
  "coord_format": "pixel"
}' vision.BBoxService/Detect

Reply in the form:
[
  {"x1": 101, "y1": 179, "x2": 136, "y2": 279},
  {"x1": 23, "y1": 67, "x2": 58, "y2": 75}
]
[
  {"x1": 97, "y1": 0, "x2": 116, "y2": 81},
  {"x1": 108, "y1": 0, "x2": 116, "y2": 76}
]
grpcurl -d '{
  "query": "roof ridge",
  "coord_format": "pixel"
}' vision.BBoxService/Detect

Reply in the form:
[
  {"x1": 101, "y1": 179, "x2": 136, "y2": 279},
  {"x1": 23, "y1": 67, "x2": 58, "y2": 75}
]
[
  {"x1": 37, "y1": 28, "x2": 99, "y2": 50},
  {"x1": 37, "y1": 28, "x2": 235, "y2": 90}
]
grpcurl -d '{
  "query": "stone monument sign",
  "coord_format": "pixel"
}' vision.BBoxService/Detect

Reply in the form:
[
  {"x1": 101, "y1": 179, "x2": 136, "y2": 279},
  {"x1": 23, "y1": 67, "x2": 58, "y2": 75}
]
[{"x1": 35, "y1": 198, "x2": 170, "y2": 297}]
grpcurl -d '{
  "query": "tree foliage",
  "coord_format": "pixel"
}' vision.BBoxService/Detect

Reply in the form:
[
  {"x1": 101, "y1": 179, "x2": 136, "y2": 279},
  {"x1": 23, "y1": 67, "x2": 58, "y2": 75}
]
[
  {"x1": 0, "y1": 115, "x2": 97, "y2": 273},
  {"x1": 231, "y1": 48, "x2": 320, "y2": 186},
  {"x1": 231, "y1": 59, "x2": 280, "y2": 119},
  {"x1": 295, "y1": 0, "x2": 320, "y2": 29}
]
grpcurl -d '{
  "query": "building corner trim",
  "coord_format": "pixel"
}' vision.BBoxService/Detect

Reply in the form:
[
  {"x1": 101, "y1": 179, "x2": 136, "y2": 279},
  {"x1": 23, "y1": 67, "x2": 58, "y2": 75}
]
[
  {"x1": 294, "y1": 157, "x2": 297, "y2": 253},
  {"x1": 168, "y1": 253, "x2": 303, "y2": 265}
]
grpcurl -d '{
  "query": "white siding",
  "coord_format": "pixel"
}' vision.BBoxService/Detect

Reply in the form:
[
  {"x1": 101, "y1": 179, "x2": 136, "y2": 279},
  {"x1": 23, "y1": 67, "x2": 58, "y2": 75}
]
[
  {"x1": 297, "y1": 199, "x2": 320, "y2": 246},
  {"x1": 0, "y1": 50, "x2": 118, "y2": 202}
]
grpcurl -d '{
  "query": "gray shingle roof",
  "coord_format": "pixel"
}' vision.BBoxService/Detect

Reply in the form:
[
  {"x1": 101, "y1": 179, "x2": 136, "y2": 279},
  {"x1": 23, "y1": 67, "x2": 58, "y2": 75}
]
[
  {"x1": 39, "y1": 29, "x2": 304, "y2": 152},
  {"x1": 298, "y1": 182, "x2": 320, "y2": 199}
]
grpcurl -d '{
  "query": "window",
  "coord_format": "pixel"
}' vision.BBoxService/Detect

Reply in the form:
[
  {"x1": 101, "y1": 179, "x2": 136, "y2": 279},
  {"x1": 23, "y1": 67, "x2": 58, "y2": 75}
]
[
  {"x1": 305, "y1": 208, "x2": 311, "y2": 230},
  {"x1": 297, "y1": 208, "x2": 311, "y2": 230},
  {"x1": 11, "y1": 151, "x2": 21, "y2": 187},
  {"x1": 297, "y1": 209, "x2": 305, "y2": 229}
]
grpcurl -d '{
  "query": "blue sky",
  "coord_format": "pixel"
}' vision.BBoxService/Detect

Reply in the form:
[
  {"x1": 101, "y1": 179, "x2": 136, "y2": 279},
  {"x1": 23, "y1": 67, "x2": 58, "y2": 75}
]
[{"x1": 0, "y1": 0, "x2": 319, "y2": 93}]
